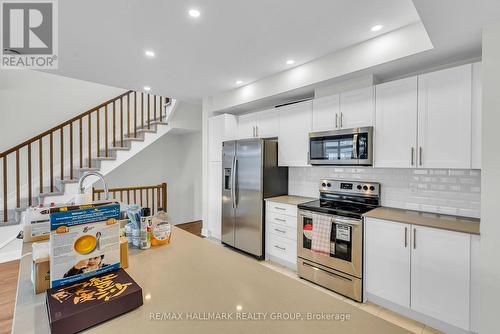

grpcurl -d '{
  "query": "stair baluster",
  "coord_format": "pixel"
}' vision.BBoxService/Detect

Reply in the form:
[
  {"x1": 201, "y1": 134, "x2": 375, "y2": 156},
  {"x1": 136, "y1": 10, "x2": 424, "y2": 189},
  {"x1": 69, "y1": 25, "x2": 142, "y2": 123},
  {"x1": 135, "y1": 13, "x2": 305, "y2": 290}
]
[{"x1": 0, "y1": 91, "x2": 171, "y2": 223}]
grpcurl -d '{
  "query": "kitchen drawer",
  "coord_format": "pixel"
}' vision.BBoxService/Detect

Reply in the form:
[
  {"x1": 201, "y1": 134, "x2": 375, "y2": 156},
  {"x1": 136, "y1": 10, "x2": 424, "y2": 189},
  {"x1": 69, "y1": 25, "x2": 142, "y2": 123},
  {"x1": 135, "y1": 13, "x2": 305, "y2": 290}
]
[
  {"x1": 297, "y1": 258, "x2": 362, "y2": 302},
  {"x1": 267, "y1": 222, "x2": 296, "y2": 241},
  {"x1": 266, "y1": 233, "x2": 297, "y2": 264},
  {"x1": 266, "y1": 201, "x2": 297, "y2": 217},
  {"x1": 265, "y1": 211, "x2": 297, "y2": 229}
]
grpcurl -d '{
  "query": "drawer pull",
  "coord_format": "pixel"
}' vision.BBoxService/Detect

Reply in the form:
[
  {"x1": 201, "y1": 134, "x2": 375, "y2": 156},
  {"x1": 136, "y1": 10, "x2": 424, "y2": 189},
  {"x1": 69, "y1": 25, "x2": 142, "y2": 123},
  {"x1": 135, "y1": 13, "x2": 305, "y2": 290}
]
[
  {"x1": 274, "y1": 228, "x2": 286, "y2": 233},
  {"x1": 274, "y1": 207, "x2": 286, "y2": 211},
  {"x1": 274, "y1": 245, "x2": 286, "y2": 251},
  {"x1": 274, "y1": 218, "x2": 286, "y2": 222}
]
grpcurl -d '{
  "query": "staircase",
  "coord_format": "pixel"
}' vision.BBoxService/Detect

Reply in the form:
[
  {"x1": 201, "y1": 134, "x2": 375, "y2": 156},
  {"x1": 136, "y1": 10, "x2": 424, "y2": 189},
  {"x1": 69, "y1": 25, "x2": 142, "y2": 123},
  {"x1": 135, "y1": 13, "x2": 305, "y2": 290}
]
[{"x1": 0, "y1": 90, "x2": 179, "y2": 225}]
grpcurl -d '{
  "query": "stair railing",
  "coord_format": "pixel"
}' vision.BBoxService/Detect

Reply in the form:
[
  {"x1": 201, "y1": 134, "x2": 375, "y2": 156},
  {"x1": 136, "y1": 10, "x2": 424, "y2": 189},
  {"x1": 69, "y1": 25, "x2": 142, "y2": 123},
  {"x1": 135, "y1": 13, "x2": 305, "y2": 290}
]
[
  {"x1": 92, "y1": 183, "x2": 167, "y2": 214},
  {"x1": 0, "y1": 91, "x2": 170, "y2": 223}
]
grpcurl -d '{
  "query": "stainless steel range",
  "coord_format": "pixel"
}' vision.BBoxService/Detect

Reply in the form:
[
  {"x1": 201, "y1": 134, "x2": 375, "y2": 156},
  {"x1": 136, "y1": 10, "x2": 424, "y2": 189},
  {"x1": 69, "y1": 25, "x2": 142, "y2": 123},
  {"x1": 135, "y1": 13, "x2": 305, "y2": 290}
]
[{"x1": 297, "y1": 179, "x2": 380, "y2": 302}]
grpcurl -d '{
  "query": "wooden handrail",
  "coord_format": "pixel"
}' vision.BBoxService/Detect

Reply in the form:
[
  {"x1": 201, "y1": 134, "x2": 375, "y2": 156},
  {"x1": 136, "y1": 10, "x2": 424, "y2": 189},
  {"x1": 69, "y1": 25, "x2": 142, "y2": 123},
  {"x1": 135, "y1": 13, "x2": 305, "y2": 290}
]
[
  {"x1": 0, "y1": 90, "x2": 132, "y2": 158},
  {"x1": 92, "y1": 183, "x2": 167, "y2": 214},
  {"x1": 1, "y1": 90, "x2": 170, "y2": 223}
]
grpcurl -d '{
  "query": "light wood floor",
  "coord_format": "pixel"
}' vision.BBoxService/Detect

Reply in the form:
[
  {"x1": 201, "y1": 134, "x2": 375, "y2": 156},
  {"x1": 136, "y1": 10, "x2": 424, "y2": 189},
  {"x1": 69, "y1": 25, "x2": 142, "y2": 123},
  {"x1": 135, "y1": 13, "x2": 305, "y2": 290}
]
[{"x1": 0, "y1": 260, "x2": 19, "y2": 334}]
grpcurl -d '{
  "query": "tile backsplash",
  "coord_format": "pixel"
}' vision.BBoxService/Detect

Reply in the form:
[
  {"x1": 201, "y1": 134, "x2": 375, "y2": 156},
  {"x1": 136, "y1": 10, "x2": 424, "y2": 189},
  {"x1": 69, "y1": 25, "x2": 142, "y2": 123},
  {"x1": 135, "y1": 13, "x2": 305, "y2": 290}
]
[{"x1": 289, "y1": 167, "x2": 481, "y2": 218}]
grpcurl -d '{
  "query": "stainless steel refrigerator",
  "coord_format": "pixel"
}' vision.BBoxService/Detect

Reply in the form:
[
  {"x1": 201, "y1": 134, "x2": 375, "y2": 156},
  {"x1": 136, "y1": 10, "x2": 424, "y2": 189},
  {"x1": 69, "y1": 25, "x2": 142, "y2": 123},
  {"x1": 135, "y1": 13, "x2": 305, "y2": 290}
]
[{"x1": 221, "y1": 138, "x2": 288, "y2": 259}]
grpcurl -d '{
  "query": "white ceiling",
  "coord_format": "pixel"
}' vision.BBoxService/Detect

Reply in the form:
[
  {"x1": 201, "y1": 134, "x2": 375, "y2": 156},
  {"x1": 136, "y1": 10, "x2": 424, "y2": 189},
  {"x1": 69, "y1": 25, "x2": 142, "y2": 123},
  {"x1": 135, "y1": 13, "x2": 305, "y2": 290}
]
[{"x1": 53, "y1": 0, "x2": 420, "y2": 101}]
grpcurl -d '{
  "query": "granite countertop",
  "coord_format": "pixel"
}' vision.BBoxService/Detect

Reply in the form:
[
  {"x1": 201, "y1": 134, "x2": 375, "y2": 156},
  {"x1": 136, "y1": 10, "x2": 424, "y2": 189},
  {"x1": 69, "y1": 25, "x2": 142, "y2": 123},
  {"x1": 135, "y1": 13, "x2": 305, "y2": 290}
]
[
  {"x1": 363, "y1": 207, "x2": 480, "y2": 235},
  {"x1": 265, "y1": 195, "x2": 316, "y2": 206},
  {"x1": 12, "y1": 227, "x2": 411, "y2": 334}
]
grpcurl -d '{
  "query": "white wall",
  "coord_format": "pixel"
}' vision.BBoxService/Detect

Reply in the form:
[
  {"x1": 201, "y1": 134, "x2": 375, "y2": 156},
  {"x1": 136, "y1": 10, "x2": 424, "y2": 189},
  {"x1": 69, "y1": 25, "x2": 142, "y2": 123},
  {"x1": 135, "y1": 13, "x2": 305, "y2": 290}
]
[
  {"x1": 480, "y1": 21, "x2": 500, "y2": 334},
  {"x1": 289, "y1": 167, "x2": 481, "y2": 218},
  {"x1": 103, "y1": 131, "x2": 202, "y2": 225},
  {"x1": 0, "y1": 70, "x2": 126, "y2": 151}
]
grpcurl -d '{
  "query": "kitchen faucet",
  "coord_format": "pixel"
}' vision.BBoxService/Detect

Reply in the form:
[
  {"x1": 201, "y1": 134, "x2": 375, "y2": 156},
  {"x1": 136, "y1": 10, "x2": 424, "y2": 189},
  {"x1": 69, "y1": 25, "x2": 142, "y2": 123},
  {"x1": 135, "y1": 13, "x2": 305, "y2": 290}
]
[{"x1": 77, "y1": 171, "x2": 109, "y2": 201}]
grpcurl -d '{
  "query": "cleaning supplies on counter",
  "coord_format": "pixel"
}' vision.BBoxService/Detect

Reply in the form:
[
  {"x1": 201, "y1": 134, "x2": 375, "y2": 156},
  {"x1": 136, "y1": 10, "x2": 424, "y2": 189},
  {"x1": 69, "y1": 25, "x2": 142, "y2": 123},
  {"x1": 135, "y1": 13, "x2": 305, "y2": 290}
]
[
  {"x1": 124, "y1": 205, "x2": 170, "y2": 249},
  {"x1": 139, "y1": 207, "x2": 151, "y2": 250},
  {"x1": 151, "y1": 208, "x2": 171, "y2": 246}
]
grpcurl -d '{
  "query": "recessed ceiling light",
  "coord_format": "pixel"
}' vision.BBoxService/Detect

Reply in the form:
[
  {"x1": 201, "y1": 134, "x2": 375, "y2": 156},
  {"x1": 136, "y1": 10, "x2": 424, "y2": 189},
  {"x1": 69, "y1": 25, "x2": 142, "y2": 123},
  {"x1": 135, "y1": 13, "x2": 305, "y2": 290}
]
[
  {"x1": 188, "y1": 9, "x2": 200, "y2": 18},
  {"x1": 236, "y1": 305, "x2": 243, "y2": 311},
  {"x1": 371, "y1": 25, "x2": 383, "y2": 32},
  {"x1": 144, "y1": 50, "x2": 155, "y2": 58},
  {"x1": 143, "y1": 86, "x2": 151, "y2": 91},
  {"x1": 286, "y1": 59, "x2": 295, "y2": 65},
  {"x1": 235, "y1": 80, "x2": 243, "y2": 85}
]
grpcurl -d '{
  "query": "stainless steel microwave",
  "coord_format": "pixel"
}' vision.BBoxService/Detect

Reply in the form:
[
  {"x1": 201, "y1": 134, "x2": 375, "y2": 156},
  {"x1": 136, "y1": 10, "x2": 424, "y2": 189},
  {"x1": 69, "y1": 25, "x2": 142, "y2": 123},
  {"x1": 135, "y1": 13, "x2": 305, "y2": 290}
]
[{"x1": 308, "y1": 127, "x2": 373, "y2": 166}]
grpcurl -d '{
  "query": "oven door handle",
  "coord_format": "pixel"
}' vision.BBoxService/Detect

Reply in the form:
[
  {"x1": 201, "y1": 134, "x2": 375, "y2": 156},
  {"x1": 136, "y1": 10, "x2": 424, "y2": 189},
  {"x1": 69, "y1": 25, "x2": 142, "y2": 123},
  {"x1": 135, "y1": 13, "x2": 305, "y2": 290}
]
[{"x1": 302, "y1": 262, "x2": 353, "y2": 282}]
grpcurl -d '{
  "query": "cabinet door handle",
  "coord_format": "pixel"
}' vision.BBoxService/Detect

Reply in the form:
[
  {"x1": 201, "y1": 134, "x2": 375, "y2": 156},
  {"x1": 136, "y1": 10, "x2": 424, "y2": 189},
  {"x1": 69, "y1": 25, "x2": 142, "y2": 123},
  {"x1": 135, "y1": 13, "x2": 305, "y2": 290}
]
[
  {"x1": 340, "y1": 112, "x2": 344, "y2": 128},
  {"x1": 274, "y1": 217, "x2": 286, "y2": 222},
  {"x1": 410, "y1": 147, "x2": 414, "y2": 166},
  {"x1": 335, "y1": 113, "x2": 338, "y2": 128},
  {"x1": 274, "y1": 228, "x2": 286, "y2": 233},
  {"x1": 255, "y1": 126, "x2": 258, "y2": 137},
  {"x1": 419, "y1": 147, "x2": 423, "y2": 166},
  {"x1": 413, "y1": 228, "x2": 416, "y2": 249},
  {"x1": 404, "y1": 227, "x2": 408, "y2": 248},
  {"x1": 274, "y1": 245, "x2": 286, "y2": 251},
  {"x1": 274, "y1": 207, "x2": 286, "y2": 211}
]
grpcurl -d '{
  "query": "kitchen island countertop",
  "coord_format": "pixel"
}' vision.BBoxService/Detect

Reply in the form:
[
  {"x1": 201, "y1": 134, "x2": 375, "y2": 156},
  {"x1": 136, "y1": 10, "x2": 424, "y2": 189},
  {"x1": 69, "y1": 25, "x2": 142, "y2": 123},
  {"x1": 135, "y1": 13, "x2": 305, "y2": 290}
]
[{"x1": 12, "y1": 227, "x2": 411, "y2": 334}]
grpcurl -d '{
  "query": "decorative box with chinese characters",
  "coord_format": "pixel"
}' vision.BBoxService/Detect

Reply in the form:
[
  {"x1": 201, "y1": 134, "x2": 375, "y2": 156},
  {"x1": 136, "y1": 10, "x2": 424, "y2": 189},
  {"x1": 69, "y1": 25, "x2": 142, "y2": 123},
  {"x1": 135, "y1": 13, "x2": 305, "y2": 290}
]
[{"x1": 46, "y1": 268, "x2": 143, "y2": 334}]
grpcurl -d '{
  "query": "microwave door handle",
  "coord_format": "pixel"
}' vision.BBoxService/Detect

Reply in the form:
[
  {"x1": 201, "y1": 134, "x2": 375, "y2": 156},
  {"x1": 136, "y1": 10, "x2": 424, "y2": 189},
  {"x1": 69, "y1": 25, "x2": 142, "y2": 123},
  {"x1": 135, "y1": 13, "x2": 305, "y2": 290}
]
[{"x1": 352, "y1": 133, "x2": 358, "y2": 159}]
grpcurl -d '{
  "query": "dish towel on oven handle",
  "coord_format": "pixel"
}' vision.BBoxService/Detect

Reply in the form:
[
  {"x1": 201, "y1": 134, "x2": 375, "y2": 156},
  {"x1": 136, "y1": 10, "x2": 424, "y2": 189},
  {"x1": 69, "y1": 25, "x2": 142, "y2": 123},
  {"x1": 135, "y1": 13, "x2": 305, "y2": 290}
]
[{"x1": 311, "y1": 213, "x2": 332, "y2": 256}]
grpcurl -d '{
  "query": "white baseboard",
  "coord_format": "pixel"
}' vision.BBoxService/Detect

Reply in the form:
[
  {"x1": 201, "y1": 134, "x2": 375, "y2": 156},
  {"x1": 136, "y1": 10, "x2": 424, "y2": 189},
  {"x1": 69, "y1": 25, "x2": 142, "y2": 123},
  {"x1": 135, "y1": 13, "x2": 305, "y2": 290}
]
[{"x1": 366, "y1": 293, "x2": 476, "y2": 334}]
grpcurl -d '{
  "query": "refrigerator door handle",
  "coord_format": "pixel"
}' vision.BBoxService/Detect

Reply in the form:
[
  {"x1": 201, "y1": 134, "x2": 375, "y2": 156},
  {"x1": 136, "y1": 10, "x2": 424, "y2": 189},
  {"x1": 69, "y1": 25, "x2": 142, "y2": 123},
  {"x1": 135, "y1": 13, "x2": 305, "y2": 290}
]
[
  {"x1": 233, "y1": 158, "x2": 238, "y2": 208},
  {"x1": 231, "y1": 155, "x2": 236, "y2": 208}
]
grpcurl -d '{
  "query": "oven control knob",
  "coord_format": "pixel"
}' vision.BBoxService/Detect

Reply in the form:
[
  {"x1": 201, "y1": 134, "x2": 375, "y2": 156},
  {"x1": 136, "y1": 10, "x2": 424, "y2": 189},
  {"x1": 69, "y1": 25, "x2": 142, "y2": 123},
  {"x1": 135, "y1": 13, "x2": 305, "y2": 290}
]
[
  {"x1": 322, "y1": 182, "x2": 327, "y2": 187},
  {"x1": 357, "y1": 185, "x2": 362, "y2": 190},
  {"x1": 363, "y1": 185, "x2": 368, "y2": 191},
  {"x1": 369, "y1": 186, "x2": 375, "y2": 191},
  {"x1": 327, "y1": 183, "x2": 331, "y2": 187}
]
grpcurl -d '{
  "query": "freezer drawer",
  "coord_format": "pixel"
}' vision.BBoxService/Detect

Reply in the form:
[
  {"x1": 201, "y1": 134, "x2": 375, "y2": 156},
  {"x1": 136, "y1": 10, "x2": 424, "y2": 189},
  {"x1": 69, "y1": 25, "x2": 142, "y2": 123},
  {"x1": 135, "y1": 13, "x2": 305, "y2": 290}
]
[{"x1": 297, "y1": 258, "x2": 362, "y2": 302}]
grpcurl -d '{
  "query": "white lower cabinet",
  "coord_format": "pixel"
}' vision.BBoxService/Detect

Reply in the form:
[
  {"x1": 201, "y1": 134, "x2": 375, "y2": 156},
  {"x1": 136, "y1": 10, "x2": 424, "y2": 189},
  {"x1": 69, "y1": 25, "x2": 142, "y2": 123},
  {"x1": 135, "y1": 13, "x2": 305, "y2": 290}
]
[
  {"x1": 265, "y1": 200, "x2": 298, "y2": 269},
  {"x1": 365, "y1": 218, "x2": 411, "y2": 308},
  {"x1": 410, "y1": 225, "x2": 471, "y2": 330},
  {"x1": 365, "y1": 218, "x2": 472, "y2": 331}
]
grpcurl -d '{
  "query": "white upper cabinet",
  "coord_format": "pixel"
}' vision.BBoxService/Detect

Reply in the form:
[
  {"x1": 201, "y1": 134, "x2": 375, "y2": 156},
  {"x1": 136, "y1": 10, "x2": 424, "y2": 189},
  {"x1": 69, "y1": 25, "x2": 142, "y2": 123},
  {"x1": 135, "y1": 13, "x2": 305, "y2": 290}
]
[
  {"x1": 410, "y1": 225, "x2": 471, "y2": 330},
  {"x1": 471, "y1": 62, "x2": 482, "y2": 169},
  {"x1": 208, "y1": 114, "x2": 237, "y2": 162},
  {"x1": 312, "y1": 94, "x2": 340, "y2": 131},
  {"x1": 417, "y1": 64, "x2": 472, "y2": 169},
  {"x1": 365, "y1": 218, "x2": 411, "y2": 308},
  {"x1": 278, "y1": 100, "x2": 313, "y2": 166},
  {"x1": 237, "y1": 113, "x2": 257, "y2": 139},
  {"x1": 255, "y1": 108, "x2": 279, "y2": 138},
  {"x1": 339, "y1": 86, "x2": 375, "y2": 129},
  {"x1": 374, "y1": 77, "x2": 418, "y2": 168}
]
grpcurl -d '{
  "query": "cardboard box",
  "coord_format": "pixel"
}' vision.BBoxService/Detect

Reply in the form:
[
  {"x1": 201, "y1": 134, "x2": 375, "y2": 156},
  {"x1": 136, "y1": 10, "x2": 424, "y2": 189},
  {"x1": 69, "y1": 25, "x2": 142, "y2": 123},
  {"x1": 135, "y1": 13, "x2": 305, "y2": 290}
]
[
  {"x1": 46, "y1": 268, "x2": 143, "y2": 334},
  {"x1": 32, "y1": 242, "x2": 129, "y2": 294},
  {"x1": 49, "y1": 204, "x2": 121, "y2": 288},
  {"x1": 32, "y1": 256, "x2": 50, "y2": 294}
]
